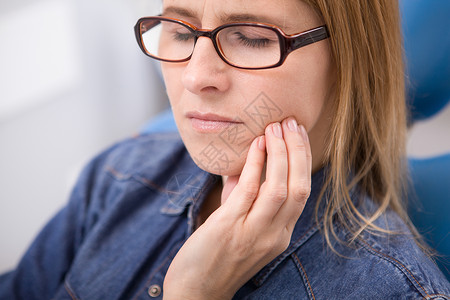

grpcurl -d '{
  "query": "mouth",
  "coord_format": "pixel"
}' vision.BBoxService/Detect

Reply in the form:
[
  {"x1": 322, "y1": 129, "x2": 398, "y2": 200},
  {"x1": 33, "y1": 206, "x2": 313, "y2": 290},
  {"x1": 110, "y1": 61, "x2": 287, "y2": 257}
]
[{"x1": 186, "y1": 111, "x2": 243, "y2": 133}]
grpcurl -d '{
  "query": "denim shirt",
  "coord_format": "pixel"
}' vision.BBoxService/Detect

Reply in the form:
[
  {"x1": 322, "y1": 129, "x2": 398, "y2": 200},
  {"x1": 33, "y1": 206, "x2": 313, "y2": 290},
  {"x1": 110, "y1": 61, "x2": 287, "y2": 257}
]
[{"x1": 1, "y1": 133, "x2": 449, "y2": 300}]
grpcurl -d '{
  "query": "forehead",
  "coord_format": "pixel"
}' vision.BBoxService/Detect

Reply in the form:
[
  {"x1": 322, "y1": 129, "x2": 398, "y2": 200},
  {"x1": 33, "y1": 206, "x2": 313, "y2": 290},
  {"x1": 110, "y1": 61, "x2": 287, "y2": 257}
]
[{"x1": 162, "y1": 0, "x2": 321, "y2": 32}]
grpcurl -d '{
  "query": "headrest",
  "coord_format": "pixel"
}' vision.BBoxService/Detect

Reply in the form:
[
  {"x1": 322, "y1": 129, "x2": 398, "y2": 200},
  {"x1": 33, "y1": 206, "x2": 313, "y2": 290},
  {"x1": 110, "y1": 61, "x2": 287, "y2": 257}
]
[{"x1": 400, "y1": 0, "x2": 450, "y2": 121}]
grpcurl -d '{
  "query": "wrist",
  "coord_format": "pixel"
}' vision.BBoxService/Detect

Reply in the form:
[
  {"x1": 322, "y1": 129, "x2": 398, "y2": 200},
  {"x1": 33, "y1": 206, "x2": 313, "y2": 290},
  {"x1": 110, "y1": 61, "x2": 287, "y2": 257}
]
[{"x1": 163, "y1": 276, "x2": 235, "y2": 300}]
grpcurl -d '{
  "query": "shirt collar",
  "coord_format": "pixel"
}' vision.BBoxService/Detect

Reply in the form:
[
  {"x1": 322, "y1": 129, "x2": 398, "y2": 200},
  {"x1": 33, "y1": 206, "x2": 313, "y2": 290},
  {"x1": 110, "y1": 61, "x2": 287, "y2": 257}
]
[{"x1": 160, "y1": 157, "x2": 218, "y2": 216}]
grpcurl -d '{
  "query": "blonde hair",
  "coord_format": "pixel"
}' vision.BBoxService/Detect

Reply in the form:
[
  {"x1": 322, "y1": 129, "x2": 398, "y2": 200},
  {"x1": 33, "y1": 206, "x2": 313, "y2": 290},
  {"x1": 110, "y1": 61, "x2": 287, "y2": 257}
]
[{"x1": 302, "y1": 0, "x2": 417, "y2": 247}]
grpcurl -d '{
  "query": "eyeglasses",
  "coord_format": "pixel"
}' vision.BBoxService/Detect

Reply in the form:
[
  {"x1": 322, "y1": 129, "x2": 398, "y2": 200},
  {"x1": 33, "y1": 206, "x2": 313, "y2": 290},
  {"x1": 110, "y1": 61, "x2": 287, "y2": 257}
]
[{"x1": 134, "y1": 16, "x2": 329, "y2": 70}]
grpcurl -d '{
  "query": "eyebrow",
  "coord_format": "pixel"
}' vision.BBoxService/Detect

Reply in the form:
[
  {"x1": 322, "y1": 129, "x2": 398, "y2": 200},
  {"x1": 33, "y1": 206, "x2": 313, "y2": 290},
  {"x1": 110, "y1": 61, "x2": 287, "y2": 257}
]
[
  {"x1": 221, "y1": 13, "x2": 283, "y2": 26},
  {"x1": 163, "y1": 6, "x2": 197, "y2": 19},
  {"x1": 163, "y1": 6, "x2": 292, "y2": 31}
]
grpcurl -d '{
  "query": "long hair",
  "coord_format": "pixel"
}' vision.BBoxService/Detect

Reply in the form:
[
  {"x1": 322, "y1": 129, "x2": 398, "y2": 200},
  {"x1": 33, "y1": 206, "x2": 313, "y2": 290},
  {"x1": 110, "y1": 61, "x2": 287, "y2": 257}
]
[{"x1": 302, "y1": 0, "x2": 418, "y2": 248}]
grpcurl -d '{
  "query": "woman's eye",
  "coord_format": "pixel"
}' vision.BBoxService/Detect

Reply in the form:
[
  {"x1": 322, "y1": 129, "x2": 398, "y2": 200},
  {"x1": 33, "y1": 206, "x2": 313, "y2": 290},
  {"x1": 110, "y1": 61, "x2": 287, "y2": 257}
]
[
  {"x1": 234, "y1": 32, "x2": 271, "y2": 48},
  {"x1": 173, "y1": 32, "x2": 195, "y2": 42}
]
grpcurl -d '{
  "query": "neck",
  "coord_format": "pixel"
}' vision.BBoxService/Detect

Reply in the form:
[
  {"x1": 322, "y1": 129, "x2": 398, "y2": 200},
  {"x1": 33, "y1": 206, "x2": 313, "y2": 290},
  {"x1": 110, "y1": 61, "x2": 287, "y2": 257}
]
[{"x1": 195, "y1": 179, "x2": 222, "y2": 229}]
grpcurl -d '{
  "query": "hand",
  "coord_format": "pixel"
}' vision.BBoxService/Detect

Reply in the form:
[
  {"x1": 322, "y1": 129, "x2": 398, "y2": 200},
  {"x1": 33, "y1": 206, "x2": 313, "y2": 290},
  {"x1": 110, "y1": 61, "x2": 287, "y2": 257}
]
[{"x1": 163, "y1": 117, "x2": 312, "y2": 300}]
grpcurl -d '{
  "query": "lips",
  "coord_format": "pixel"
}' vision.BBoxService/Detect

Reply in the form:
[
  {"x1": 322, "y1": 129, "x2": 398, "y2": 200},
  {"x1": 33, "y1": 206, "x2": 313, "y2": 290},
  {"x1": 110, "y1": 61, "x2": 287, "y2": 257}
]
[{"x1": 186, "y1": 111, "x2": 243, "y2": 132}]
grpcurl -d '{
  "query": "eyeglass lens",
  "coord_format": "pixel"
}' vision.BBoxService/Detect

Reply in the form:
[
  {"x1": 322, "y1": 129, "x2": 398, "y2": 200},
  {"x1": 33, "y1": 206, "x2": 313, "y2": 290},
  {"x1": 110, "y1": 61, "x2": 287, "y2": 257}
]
[{"x1": 140, "y1": 19, "x2": 282, "y2": 68}]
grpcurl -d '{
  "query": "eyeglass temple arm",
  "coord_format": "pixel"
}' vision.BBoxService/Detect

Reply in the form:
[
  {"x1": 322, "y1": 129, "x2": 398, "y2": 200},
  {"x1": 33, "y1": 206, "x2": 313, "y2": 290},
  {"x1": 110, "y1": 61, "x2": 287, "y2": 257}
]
[{"x1": 287, "y1": 26, "x2": 330, "y2": 53}]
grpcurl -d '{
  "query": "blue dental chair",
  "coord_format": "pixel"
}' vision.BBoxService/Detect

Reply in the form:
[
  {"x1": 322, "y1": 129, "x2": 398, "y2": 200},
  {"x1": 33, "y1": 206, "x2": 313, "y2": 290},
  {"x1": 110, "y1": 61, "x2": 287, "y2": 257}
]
[
  {"x1": 401, "y1": 0, "x2": 450, "y2": 280},
  {"x1": 141, "y1": 0, "x2": 450, "y2": 280}
]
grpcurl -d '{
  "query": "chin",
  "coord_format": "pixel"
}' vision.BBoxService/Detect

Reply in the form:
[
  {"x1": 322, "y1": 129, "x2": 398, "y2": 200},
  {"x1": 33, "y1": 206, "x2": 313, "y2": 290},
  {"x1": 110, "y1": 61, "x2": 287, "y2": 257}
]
[
  {"x1": 183, "y1": 136, "x2": 250, "y2": 176},
  {"x1": 190, "y1": 150, "x2": 246, "y2": 176},
  {"x1": 198, "y1": 160, "x2": 245, "y2": 176}
]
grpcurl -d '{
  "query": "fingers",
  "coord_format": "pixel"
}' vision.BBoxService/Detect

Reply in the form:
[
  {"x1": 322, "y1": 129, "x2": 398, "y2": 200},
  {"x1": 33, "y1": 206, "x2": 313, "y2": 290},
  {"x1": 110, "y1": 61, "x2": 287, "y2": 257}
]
[
  {"x1": 276, "y1": 117, "x2": 312, "y2": 230},
  {"x1": 224, "y1": 117, "x2": 312, "y2": 232},
  {"x1": 247, "y1": 122, "x2": 289, "y2": 223},
  {"x1": 247, "y1": 117, "x2": 312, "y2": 230},
  {"x1": 225, "y1": 135, "x2": 266, "y2": 216},
  {"x1": 221, "y1": 176, "x2": 238, "y2": 205}
]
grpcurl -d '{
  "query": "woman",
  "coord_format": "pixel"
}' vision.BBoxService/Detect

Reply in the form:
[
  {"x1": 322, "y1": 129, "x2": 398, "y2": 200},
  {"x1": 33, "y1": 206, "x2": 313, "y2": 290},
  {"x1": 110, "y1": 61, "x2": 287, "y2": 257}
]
[{"x1": 1, "y1": 0, "x2": 449, "y2": 299}]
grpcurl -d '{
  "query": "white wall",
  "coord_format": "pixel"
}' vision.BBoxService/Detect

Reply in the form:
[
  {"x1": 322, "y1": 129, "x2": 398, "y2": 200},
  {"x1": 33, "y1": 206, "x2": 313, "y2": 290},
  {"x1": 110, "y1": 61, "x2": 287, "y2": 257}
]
[
  {"x1": 0, "y1": 0, "x2": 168, "y2": 273},
  {"x1": 0, "y1": 0, "x2": 449, "y2": 275},
  {"x1": 407, "y1": 104, "x2": 450, "y2": 158}
]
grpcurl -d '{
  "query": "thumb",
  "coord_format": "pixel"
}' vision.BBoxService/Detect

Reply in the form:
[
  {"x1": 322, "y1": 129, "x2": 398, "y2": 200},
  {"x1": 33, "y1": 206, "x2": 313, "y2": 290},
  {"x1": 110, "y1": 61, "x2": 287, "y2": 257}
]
[{"x1": 221, "y1": 175, "x2": 239, "y2": 205}]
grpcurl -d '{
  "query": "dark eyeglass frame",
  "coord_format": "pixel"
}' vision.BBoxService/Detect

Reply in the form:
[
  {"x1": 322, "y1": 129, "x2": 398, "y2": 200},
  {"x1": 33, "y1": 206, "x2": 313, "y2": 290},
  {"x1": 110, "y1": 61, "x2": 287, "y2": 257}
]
[{"x1": 134, "y1": 16, "x2": 330, "y2": 70}]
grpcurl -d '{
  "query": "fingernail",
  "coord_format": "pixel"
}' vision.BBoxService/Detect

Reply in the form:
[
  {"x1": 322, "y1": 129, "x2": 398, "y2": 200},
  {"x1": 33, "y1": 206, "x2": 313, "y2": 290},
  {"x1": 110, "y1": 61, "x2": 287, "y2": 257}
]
[
  {"x1": 272, "y1": 123, "x2": 283, "y2": 138},
  {"x1": 299, "y1": 125, "x2": 309, "y2": 142},
  {"x1": 258, "y1": 136, "x2": 266, "y2": 150},
  {"x1": 287, "y1": 118, "x2": 299, "y2": 132}
]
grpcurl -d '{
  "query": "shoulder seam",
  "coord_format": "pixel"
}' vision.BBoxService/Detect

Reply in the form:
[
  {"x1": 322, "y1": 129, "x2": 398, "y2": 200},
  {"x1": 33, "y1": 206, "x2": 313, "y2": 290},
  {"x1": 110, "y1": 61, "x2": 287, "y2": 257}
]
[
  {"x1": 291, "y1": 253, "x2": 316, "y2": 300},
  {"x1": 63, "y1": 280, "x2": 80, "y2": 300},
  {"x1": 356, "y1": 238, "x2": 447, "y2": 299}
]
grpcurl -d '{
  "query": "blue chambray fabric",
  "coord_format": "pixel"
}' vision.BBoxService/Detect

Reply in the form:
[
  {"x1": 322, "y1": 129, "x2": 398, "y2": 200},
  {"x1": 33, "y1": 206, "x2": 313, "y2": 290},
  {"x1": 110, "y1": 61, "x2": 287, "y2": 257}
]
[{"x1": 0, "y1": 133, "x2": 449, "y2": 300}]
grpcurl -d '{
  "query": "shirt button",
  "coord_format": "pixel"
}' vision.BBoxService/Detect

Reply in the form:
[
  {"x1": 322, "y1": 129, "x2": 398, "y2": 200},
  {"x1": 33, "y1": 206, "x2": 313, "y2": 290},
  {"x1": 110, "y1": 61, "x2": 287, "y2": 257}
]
[{"x1": 148, "y1": 284, "x2": 162, "y2": 298}]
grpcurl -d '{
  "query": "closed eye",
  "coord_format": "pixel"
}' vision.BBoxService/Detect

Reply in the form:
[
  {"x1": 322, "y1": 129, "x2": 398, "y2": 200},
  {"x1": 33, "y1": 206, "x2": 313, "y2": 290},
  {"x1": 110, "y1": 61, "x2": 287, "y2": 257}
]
[{"x1": 233, "y1": 31, "x2": 271, "y2": 48}]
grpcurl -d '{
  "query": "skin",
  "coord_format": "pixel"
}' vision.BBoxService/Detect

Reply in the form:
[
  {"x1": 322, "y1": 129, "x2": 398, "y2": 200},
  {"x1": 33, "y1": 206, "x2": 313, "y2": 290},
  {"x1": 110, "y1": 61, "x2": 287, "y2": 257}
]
[
  {"x1": 159, "y1": 0, "x2": 336, "y2": 298},
  {"x1": 162, "y1": 0, "x2": 335, "y2": 176}
]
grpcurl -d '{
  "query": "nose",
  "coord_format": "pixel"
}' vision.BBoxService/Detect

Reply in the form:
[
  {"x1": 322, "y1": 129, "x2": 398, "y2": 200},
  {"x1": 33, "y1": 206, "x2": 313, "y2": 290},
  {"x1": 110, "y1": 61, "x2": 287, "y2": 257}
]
[{"x1": 181, "y1": 36, "x2": 231, "y2": 95}]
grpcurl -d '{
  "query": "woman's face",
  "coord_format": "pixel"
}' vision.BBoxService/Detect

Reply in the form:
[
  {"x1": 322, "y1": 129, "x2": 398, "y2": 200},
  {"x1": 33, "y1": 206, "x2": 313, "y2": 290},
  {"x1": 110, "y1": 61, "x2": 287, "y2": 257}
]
[{"x1": 161, "y1": 0, "x2": 335, "y2": 176}]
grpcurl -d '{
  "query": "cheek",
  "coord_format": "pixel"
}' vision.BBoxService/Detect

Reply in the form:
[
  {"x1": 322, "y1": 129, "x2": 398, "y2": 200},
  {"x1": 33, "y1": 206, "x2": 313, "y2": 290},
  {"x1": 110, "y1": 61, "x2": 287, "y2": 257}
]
[
  {"x1": 161, "y1": 65, "x2": 188, "y2": 133},
  {"x1": 261, "y1": 48, "x2": 334, "y2": 131},
  {"x1": 237, "y1": 75, "x2": 326, "y2": 133},
  {"x1": 161, "y1": 65, "x2": 183, "y2": 102}
]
